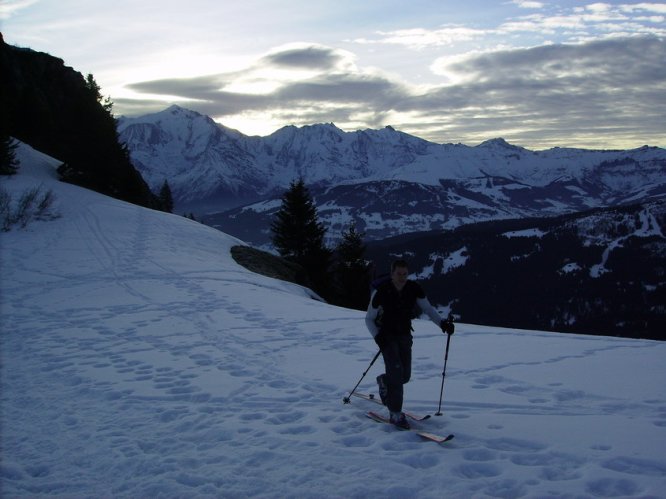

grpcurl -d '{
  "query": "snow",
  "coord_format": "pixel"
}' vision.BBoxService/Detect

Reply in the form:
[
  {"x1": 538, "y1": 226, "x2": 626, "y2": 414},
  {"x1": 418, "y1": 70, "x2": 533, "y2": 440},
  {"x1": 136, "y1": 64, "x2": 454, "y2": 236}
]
[
  {"x1": 637, "y1": 207, "x2": 664, "y2": 238},
  {"x1": 443, "y1": 247, "x2": 470, "y2": 272},
  {"x1": 413, "y1": 249, "x2": 470, "y2": 279},
  {"x1": 2, "y1": 142, "x2": 666, "y2": 497},
  {"x1": 239, "y1": 198, "x2": 282, "y2": 214},
  {"x1": 503, "y1": 228, "x2": 547, "y2": 238},
  {"x1": 560, "y1": 262, "x2": 582, "y2": 274}
]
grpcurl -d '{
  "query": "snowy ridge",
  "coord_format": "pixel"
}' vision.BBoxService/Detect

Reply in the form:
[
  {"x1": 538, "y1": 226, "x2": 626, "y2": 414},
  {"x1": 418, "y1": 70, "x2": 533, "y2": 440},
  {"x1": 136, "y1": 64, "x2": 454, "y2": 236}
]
[
  {"x1": 118, "y1": 106, "x2": 666, "y2": 225},
  {"x1": 2, "y1": 142, "x2": 666, "y2": 497}
]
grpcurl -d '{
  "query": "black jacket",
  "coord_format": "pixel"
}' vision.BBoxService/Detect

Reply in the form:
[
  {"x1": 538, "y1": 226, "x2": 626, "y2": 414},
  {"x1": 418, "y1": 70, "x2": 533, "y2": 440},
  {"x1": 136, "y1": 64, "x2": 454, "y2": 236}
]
[{"x1": 371, "y1": 280, "x2": 426, "y2": 336}]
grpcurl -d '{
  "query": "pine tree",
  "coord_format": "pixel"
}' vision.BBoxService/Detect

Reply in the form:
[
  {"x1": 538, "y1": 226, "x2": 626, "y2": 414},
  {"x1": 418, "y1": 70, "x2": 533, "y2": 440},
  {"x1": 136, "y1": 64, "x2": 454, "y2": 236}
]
[
  {"x1": 333, "y1": 223, "x2": 371, "y2": 310},
  {"x1": 271, "y1": 179, "x2": 331, "y2": 296},
  {"x1": 158, "y1": 179, "x2": 174, "y2": 213},
  {"x1": 85, "y1": 73, "x2": 113, "y2": 114},
  {"x1": 0, "y1": 134, "x2": 19, "y2": 175}
]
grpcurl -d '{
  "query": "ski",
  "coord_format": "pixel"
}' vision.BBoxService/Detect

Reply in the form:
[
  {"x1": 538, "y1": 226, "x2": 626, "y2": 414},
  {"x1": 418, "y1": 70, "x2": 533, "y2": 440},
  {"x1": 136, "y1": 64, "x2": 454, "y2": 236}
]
[
  {"x1": 352, "y1": 392, "x2": 431, "y2": 421},
  {"x1": 366, "y1": 411, "x2": 454, "y2": 444}
]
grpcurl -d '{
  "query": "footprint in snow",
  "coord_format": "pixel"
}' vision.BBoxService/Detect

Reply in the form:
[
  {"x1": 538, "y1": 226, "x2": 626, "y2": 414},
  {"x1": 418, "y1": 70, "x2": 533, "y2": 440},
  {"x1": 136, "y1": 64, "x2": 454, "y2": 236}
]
[
  {"x1": 338, "y1": 435, "x2": 373, "y2": 448},
  {"x1": 453, "y1": 463, "x2": 503, "y2": 479},
  {"x1": 586, "y1": 477, "x2": 640, "y2": 497},
  {"x1": 278, "y1": 425, "x2": 316, "y2": 435},
  {"x1": 463, "y1": 448, "x2": 498, "y2": 462},
  {"x1": 400, "y1": 453, "x2": 441, "y2": 470},
  {"x1": 510, "y1": 451, "x2": 586, "y2": 482},
  {"x1": 484, "y1": 437, "x2": 546, "y2": 452},
  {"x1": 266, "y1": 410, "x2": 306, "y2": 425},
  {"x1": 602, "y1": 456, "x2": 666, "y2": 476}
]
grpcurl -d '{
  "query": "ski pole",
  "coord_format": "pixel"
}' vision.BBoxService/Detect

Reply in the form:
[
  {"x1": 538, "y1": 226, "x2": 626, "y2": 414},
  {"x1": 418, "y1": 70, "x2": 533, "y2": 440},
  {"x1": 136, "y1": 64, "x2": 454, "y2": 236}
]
[
  {"x1": 435, "y1": 314, "x2": 454, "y2": 416},
  {"x1": 342, "y1": 350, "x2": 381, "y2": 404}
]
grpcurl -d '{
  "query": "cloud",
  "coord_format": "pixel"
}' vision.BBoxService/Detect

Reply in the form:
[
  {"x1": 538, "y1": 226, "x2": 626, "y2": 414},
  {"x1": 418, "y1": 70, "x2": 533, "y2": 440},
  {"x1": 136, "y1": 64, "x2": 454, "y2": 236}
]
[
  {"x1": 276, "y1": 72, "x2": 404, "y2": 105},
  {"x1": 434, "y1": 36, "x2": 665, "y2": 81},
  {"x1": 125, "y1": 44, "x2": 405, "y2": 110},
  {"x1": 512, "y1": 0, "x2": 545, "y2": 9},
  {"x1": 420, "y1": 36, "x2": 666, "y2": 146},
  {"x1": 356, "y1": 3, "x2": 666, "y2": 48},
  {"x1": 353, "y1": 26, "x2": 488, "y2": 49},
  {"x1": 500, "y1": 3, "x2": 666, "y2": 39},
  {"x1": 117, "y1": 36, "x2": 666, "y2": 149},
  {"x1": 619, "y1": 3, "x2": 666, "y2": 15},
  {"x1": 0, "y1": 0, "x2": 38, "y2": 20},
  {"x1": 261, "y1": 43, "x2": 353, "y2": 70}
]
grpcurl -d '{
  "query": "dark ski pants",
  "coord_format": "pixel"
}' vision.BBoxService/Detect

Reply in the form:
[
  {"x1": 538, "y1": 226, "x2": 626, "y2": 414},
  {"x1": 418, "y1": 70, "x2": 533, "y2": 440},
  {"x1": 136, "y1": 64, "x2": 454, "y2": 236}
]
[{"x1": 380, "y1": 335, "x2": 413, "y2": 413}]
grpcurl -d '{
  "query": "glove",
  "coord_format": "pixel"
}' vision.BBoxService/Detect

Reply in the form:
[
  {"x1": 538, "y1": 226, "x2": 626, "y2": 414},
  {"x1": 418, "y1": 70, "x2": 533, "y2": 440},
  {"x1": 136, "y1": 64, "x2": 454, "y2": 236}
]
[{"x1": 440, "y1": 319, "x2": 455, "y2": 335}]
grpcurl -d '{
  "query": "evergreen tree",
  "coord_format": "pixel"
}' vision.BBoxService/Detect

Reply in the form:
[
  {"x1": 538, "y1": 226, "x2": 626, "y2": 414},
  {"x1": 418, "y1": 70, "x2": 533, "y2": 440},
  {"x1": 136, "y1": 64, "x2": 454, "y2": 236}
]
[
  {"x1": 0, "y1": 134, "x2": 19, "y2": 175},
  {"x1": 271, "y1": 179, "x2": 332, "y2": 296},
  {"x1": 85, "y1": 73, "x2": 113, "y2": 114},
  {"x1": 333, "y1": 223, "x2": 371, "y2": 310},
  {"x1": 158, "y1": 179, "x2": 174, "y2": 213}
]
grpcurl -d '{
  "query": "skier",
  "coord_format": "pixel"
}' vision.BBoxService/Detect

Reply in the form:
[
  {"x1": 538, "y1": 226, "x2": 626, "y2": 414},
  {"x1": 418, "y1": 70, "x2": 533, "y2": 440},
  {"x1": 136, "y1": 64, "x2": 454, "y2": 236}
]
[{"x1": 365, "y1": 259, "x2": 454, "y2": 429}]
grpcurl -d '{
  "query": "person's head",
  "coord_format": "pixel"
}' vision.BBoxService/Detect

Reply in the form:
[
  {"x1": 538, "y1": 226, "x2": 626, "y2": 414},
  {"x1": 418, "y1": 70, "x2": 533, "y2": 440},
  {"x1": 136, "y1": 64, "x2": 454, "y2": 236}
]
[{"x1": 391, "y1": 259, "x2": 409, "y2": 289}]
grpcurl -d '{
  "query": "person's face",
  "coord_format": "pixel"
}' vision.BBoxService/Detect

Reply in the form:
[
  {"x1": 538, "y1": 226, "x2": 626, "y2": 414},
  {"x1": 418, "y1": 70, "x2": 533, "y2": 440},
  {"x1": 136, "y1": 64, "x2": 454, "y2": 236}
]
[{"x1": 391, "y1": 266, "x2": 409, "y2": 289}]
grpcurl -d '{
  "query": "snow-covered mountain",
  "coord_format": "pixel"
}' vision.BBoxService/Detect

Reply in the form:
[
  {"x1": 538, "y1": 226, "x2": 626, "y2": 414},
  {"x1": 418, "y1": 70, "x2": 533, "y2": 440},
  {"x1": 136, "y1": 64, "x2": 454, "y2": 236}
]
[
  {"x1": 117, "y1": 105, "x2": 440, "y2": 212},
  {"x1": 118, "y1": 105, "x2": 666, "y2": 243},
  {"x1": 2, "y1": 142, "x2": 666, "y2": 497}
]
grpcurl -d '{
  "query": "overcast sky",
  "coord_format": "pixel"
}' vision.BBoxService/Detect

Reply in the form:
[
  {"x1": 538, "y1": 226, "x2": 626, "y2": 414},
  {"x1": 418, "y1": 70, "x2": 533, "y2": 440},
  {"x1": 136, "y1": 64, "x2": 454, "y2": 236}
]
[{"x1": 2, "y1": 0, "x2": 665, "y2": 149}]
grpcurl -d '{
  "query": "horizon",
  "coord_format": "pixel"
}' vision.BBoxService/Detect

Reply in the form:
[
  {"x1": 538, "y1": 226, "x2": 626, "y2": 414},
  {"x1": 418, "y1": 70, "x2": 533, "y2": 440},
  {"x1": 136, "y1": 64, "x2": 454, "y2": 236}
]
[
  {"x1": 121, "y1": 103, "x2": 664, "y2": 151},
  {"x1": 2, "y1": 0, "x2": 665, "y2": 150}
]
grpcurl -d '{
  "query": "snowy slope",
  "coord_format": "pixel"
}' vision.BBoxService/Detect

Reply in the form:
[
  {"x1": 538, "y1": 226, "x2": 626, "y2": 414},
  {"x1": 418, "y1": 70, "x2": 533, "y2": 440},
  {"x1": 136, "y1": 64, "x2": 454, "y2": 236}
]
[{"x1": 2, "y1": 143, "x2": 666, "y2": 497}]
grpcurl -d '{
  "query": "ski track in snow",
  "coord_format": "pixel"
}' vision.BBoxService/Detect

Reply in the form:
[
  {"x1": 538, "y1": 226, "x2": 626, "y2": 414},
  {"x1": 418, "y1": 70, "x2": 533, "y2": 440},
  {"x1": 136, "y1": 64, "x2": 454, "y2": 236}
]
[{"x1": 2, "y1": 143, "x2": 666, "y2": 497}]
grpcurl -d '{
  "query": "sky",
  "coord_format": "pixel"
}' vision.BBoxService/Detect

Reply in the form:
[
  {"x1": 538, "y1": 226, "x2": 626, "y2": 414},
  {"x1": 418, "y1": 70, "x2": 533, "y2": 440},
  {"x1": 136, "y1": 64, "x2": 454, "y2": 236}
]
[{"x1": 2, "y1": 0, "x2": 666, "y2": 149}]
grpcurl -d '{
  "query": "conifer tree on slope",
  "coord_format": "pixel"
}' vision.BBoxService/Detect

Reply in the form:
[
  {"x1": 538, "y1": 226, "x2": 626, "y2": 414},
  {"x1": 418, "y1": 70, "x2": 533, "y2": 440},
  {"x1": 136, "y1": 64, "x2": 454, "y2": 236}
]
[
  {"x1": 271, "y1": 179, "x2": 331, "y2": 297},
  {"x1": 158, "y1": 179, "x2": 174, "y2": 213},
  {"x1": 333, "y1": 223, "x2": 370, "y2": 310},
  {"x1": 0, "y1": 135, "x2": 19, "y2": 175}
]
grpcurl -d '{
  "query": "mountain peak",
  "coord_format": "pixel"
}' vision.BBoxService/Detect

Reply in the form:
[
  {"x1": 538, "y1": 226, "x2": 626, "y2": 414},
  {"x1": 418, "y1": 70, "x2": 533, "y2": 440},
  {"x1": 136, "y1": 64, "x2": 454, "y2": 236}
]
[
  {"x1": 302, "y1": 122, "x2": 344, "y2": 133},
  {"x1": 478, "y1": 137, "x2": 512, "y2": 148},
  {"x1": 477, "y1": 137, "x2": 527, "y2": 153},
  {"x1": 164, "y1": 104, "x2": 203, "y2": 119},
  {"x1": 119, "y1": 104, "x2": 204, "y2": 126}
]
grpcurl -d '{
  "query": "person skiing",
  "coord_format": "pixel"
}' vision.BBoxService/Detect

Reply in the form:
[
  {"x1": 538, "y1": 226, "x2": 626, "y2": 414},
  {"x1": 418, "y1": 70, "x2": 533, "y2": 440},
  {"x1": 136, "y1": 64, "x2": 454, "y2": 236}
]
[{"x1": 365, "y1": 259, "x2": 454, "y2": 429}]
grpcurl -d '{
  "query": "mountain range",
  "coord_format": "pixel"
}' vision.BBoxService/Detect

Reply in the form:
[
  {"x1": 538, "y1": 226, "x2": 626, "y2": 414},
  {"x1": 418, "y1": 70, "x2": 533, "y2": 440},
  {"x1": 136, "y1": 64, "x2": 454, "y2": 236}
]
[{"x1": 118, "y1": 105, "x2": 666, "y2": 246}]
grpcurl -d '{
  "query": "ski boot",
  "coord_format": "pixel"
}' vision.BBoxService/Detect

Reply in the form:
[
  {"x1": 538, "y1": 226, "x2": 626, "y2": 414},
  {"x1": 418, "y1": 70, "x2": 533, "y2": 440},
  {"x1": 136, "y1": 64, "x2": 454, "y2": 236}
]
[{"x1": 390, "y1": 411, "x2": 410, "y2": 430}]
